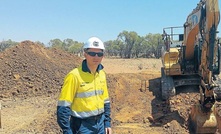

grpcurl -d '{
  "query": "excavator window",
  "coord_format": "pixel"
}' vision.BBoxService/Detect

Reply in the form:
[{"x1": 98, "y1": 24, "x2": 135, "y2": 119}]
[{"x1": 179, "y1": 34, "x2": 184, "y2": 41}]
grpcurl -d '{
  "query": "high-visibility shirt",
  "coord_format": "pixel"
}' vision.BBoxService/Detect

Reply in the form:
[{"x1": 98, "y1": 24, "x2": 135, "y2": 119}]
[{"x1": 57, "y1": 60, "x2": 110, "y2": 118}]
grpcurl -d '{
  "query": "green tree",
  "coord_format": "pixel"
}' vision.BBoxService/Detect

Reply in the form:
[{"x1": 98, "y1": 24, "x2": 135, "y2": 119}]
[
  {"x1": 104, "y1": 40, "x2": 122, "y2": 57},
  {"x1": 0, "y1": 39, "x2": 18, "y2": 52},
  {"x1": 34, "y1": 41, "x2": 45, "y2": 47},
  {"x1": 49, "y1": 39, "x2": 63, "y2": 49},
  {"x1": 143, "y1": 33, "x2": 162, "y2": 58},
  {"x1": 63, "y1": 38, "x2": 76, "y2": 51},
  {"x1": 132, "y1": 36, "x2": 144, "y2": 58},
  {"x1": 118, "y1": 31, "x2": 139, "y2": 58},
  {"x1": 68, "y1": 42, "x2": 83, "y2": 55}
]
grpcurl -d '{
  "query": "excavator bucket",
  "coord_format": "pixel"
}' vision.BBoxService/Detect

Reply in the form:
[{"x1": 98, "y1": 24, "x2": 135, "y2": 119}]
[{"x1": 189, "y1": 103, "x2": 217, "y2": 133}]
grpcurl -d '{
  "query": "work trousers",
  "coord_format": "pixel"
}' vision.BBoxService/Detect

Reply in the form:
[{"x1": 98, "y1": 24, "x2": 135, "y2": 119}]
[{"x1": 70, "y1": 114, "x2": 105, "y2": 134}]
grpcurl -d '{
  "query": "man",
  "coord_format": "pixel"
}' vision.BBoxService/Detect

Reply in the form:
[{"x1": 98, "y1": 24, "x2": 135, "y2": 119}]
[{"x1": 57, "y1": 37, "x2": 112, "y2": 134}]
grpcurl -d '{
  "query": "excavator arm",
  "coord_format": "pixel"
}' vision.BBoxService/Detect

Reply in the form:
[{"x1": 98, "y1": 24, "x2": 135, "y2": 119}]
[
  {"x1": 198, "y1": 0, "x2": 220, "y2": 111},
  {"x1": 188, "y1": 0, "x2": 221, "y2": 133}
]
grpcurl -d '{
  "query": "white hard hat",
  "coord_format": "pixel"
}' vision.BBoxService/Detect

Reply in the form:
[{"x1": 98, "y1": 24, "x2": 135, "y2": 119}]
[{"x1": 84, "y1": 37, "x2": 105, "y2": 50}]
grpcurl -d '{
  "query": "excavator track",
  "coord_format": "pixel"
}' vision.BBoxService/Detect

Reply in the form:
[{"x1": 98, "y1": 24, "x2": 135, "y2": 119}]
[{"x1": 161, "y1": 67, "x2": 176, "y2": 100}]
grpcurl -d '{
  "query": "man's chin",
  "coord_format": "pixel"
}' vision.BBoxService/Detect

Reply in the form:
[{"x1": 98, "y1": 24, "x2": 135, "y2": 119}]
[{"x1": 93, "y1": 61, "x2": 100, "y2": 64}]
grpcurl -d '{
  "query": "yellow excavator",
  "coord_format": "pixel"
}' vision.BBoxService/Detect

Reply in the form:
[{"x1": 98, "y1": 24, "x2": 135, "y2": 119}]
[{"x1": 161, "y1": 0, "x2": 221, "y2": 133}]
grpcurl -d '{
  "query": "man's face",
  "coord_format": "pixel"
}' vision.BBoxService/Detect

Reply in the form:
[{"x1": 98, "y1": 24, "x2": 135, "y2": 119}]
[{"x1": 84, "y1": 48, "x2": 104, "y2": 67}]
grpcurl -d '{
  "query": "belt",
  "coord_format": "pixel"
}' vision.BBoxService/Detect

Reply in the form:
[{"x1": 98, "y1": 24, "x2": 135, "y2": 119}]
[
  {"x1": 86, "y1": 114, "x2": 103, "y2": 120},
  {"x1": 71, "y1": 113, "x2": 103, "y2": 121}
]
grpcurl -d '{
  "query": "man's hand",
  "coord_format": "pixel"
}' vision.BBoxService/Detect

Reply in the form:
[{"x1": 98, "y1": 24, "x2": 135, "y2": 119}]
[{"x1": 105, "y1": 127, "x2": 112, "y2": 134}]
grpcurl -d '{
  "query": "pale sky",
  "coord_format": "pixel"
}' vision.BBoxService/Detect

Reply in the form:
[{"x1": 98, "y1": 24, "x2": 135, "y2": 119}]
[{"x1": 0, "y1": 0, "x2": 220, "y2": 45}]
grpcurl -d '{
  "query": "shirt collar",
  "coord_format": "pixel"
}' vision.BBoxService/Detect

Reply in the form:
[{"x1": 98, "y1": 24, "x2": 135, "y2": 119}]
[{"x1": 82, "y1": 59, "x2": 104, "y2": 73}]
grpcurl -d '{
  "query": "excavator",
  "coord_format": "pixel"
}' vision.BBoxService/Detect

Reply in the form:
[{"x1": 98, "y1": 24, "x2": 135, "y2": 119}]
[{"x1": 161, "y1": 0, "x2": 221, "y2": 133}]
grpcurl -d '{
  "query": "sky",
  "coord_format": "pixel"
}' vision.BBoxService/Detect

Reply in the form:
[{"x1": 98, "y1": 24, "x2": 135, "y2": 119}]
[{"x1": 0, "y1": 0, "x2": 221, "y2": 45}]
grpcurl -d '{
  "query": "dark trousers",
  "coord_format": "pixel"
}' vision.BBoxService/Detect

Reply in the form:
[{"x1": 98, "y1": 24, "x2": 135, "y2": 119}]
[{"x1": 70, "y1": 114, "x2": 105, "y2": 134}]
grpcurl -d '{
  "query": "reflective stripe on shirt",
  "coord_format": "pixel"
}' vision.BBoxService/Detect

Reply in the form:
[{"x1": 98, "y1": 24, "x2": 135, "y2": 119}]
[
  {"x1": 57, "y1": 100, "x2": 71, "y2": 107},
  {"x1": 104, "y1": 98, "x2": 110, "y2": 104},
  {"x1": 75, "y1": 89, "x2": 104, "y2": 98},
  {"x1": 71, "y1": 107, "x2": 105, "y2": 118}
]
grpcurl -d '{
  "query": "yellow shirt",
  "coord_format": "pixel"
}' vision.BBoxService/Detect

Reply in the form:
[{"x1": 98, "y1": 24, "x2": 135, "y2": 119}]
[{"x1": 58, "y1": 64, "x2": 109, "y2": 118}]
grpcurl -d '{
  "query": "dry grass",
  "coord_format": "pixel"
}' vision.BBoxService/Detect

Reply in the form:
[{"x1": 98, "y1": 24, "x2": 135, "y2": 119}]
[{"x1": 102, "y1": 58, "x2": 162, "y2": 74}]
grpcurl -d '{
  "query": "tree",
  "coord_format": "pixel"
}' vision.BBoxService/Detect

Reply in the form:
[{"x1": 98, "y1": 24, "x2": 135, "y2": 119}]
[
  {"x1": 68, "y1": 42, "x2": 83, "y2": 56},
  {"x1": 63, "y1": 38, "x2": 76, "y2": 51},
  {"x1": 143, "y1": 33, "x2": 162, "y2": 58},
  {"x1": 132, "y1": 36, "x2": 144, "y2": 58},
  {"x1": 118, "y1": 31, "x2": 139, "y2": 58},
  {"x1": 0, "y1": 39, "x2": 18, "y2": 52},
  {"x1": 48, "y1": 39, "x2": 63, "y2": 49},
  {"x1": 104, "y1": 40, "x2": 123, "y2": 57},
  {"x1": 34, "y1": 41, "x2": 45, "y2": 47}
]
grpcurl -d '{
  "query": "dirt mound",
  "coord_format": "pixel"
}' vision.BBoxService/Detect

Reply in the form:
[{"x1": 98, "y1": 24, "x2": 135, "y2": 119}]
[{"x1": 0, "y1": 40, "x2": 82, "y2": 99}]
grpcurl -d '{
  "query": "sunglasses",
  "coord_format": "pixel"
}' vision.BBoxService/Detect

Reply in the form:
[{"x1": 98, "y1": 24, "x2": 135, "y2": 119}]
[{"x1": 86, "y1": 51, "x2": 104, "y2": 57}]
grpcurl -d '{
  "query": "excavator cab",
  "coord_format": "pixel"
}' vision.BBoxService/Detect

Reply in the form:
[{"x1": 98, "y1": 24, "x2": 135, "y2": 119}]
[{"x1": 161, "y1": 26, "x2": 200, "y2": 100}]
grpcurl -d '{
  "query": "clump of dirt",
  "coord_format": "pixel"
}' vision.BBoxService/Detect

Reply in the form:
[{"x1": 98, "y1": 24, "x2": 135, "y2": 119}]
[{"x1": 0, "y1": 40, "x2": 82, "y2": 99}]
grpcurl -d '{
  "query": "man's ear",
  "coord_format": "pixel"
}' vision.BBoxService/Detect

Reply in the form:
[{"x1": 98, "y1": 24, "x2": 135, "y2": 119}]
[{"x1": 83, "y1": 51, "x2": 87, "y2": 57}]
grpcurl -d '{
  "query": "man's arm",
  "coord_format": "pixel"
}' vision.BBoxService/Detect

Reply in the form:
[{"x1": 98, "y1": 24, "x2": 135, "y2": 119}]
[
  {"x1": 57, "y1": 72, "x2": 77, "y2": 134},
  {"x1": 104, "y1": 102, "x2": 111, "y2": 128},
  {"x1": 57, "y1": 105, "x2": 72, "y2": 134},
  {"x1": 104, "y1": 102, "x2": 111, "y2": 134}
]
